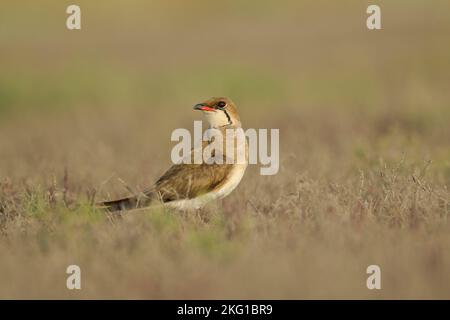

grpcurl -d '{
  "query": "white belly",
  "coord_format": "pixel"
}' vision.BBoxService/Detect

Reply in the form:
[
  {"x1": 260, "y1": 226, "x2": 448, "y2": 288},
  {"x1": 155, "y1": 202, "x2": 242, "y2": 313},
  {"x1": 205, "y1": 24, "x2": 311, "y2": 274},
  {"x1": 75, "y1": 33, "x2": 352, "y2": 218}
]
[{"x1": 165, "y1": 163, "x2": 247, "y2": 210}]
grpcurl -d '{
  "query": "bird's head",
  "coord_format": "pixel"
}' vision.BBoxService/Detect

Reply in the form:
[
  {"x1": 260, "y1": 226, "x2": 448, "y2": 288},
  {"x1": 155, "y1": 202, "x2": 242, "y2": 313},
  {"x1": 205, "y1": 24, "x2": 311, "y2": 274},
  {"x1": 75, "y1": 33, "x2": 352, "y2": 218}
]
[{"x1": 193, "y1": 97, "x2": 241, "y2": 128}]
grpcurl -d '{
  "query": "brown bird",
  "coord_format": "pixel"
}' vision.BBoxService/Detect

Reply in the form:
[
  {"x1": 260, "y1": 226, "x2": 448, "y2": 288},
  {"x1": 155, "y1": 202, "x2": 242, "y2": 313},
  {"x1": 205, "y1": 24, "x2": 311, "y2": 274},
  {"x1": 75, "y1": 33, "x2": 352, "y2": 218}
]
[{"x1": 100, "y1": 97, "x2": 248, "y2": 212}]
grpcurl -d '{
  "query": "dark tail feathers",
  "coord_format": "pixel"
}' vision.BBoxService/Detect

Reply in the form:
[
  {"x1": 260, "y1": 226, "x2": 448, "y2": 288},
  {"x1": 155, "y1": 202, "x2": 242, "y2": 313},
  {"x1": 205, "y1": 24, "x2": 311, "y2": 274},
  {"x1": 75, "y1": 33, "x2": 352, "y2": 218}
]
[{"x1": 100, "y1": 197, "x2": 139, "y2": 212}]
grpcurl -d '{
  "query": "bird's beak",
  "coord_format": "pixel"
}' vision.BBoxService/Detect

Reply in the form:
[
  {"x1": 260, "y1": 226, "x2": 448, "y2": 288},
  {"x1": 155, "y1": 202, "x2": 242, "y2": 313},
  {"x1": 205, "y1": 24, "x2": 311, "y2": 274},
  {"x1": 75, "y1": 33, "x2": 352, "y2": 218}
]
[{"x1": 193, "y1": 103, "x2": 216, "y2": 112}]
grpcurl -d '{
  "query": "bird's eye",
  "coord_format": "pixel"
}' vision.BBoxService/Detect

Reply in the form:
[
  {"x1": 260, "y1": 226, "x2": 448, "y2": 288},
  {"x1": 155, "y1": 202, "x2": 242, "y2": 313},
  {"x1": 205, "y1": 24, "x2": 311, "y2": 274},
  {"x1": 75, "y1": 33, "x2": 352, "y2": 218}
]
[{"x1": 217, "y1": 101, "x2": 227, "y2": 108}]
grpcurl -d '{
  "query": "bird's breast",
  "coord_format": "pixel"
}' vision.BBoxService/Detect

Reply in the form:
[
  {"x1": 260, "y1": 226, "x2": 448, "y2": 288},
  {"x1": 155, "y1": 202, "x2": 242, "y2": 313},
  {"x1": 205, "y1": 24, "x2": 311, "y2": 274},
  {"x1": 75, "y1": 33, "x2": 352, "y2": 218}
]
[{"x1": 212, "y1": 162, "x2": 248, "y2": 200}]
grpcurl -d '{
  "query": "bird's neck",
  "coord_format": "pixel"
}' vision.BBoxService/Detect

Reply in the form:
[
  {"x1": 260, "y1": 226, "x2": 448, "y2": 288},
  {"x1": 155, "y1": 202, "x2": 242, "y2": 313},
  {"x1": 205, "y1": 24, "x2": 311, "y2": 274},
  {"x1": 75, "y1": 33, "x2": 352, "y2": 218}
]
[
  {"x1": 204, "y1": 111, "x2": 241, "y2": 129},
  {"x1": 209, "y1": 123, "x2": 241, "y2": 130}
]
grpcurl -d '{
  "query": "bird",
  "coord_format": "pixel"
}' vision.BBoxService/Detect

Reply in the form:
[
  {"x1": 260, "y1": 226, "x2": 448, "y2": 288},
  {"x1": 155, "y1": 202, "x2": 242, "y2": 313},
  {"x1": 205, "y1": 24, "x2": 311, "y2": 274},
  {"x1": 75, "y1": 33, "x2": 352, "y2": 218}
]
[{"x1": 99, "y1": 97, "x2": 248, "y2": 212}]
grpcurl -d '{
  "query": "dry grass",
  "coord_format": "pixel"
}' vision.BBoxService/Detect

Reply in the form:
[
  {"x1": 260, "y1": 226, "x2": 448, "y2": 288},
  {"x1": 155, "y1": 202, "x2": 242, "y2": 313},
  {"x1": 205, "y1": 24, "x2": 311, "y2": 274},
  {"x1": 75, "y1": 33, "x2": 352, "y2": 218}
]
[{"x1": 0, "y1": 0, "x2": 449, "y2": 299}]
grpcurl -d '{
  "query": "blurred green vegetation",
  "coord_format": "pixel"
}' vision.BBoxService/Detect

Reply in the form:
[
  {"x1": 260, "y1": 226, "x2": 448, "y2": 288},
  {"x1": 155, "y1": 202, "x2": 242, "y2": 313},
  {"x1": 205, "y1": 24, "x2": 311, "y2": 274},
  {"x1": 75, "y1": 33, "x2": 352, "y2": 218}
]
[{"x1": 1, "y1": 0, "x2": 449, "y2": 118}]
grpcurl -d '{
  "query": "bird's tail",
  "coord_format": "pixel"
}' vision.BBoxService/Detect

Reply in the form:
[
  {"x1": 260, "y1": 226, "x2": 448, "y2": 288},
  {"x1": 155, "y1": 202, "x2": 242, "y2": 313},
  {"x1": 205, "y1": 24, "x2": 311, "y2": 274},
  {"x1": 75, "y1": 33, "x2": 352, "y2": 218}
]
[
  {"x1": 98, "y1": 191, "x2": 157, "y2": 212},
  {"x1": 99, "y1": 196, "x2": 139, "y2": 212}
]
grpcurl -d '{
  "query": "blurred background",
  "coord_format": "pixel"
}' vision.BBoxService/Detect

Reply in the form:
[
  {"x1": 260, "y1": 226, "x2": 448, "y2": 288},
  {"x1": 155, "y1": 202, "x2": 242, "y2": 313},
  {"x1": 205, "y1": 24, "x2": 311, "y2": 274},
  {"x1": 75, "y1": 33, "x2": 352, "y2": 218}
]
[
  {"x1": 0, "y1": 0, "x2": 449, "y2": 299},
  {"x1": 0, "y1": 0, "x2": 450, "y2": 188},
  {"x1": 1, "y1": 0, "x2": 449, "y2": 187}
]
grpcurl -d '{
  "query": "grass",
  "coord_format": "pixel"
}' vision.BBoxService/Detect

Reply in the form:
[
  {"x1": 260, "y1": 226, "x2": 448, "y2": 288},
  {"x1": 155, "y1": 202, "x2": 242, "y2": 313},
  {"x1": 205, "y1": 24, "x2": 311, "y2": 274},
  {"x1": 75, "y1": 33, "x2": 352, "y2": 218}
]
[{"x1": 0, "y1": 0, "x2": 450, "y2": 299}]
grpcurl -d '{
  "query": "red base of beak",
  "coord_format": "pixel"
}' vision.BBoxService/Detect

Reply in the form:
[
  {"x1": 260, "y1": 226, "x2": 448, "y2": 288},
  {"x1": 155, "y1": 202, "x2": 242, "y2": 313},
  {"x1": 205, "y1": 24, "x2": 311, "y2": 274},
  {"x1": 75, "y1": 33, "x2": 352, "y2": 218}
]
[
  {"x1": 199, "y1": 106, "x2": 216, "y2": 112},
  {"x1": 194, "y1": 104, "x2": 216, "y2": 112}
]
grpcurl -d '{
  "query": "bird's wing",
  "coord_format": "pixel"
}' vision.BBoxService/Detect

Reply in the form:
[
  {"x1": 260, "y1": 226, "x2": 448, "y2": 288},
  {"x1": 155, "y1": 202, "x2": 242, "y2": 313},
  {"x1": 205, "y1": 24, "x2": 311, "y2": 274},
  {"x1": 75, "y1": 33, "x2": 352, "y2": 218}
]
[
  {"x1": 144, "y1": 135, "x2": 237, "y2": 202},
  {"x1": 149, "y1": 162, "x2": 233, "y2": 202}
]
